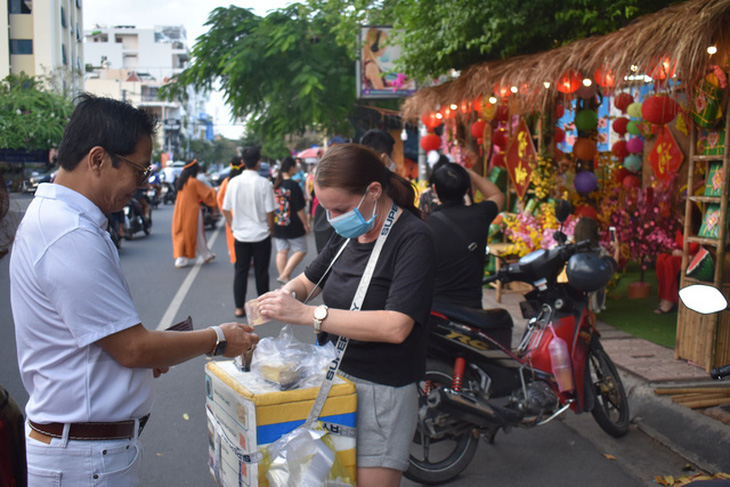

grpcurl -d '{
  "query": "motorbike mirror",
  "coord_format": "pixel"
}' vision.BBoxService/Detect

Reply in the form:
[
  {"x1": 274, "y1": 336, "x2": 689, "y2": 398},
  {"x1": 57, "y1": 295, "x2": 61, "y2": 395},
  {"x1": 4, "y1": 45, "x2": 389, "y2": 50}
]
[
  {"x1": 679, "y1": 284, "x2": 728, "y2": 314},
  {"x1": 555, "y1": 200, "x2": 572, "y2": 224}
]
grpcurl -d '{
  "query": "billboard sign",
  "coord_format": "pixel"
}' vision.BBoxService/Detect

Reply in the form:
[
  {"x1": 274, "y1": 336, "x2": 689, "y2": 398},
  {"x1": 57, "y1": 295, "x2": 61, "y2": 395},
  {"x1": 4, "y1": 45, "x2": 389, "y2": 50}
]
[{"x1": 357, "y1": 26, "x2": 417, "y2": 99}]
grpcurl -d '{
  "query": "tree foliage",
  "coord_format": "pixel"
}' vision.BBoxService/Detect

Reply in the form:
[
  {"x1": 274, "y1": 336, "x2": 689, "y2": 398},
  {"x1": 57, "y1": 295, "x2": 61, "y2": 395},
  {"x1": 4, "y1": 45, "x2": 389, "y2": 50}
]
[
  {"x1": 307, "y1": 0, "x2": 676, "y2": 82},
  {"x1": 0, "y1": 73, "x2": 73, "y2": 150},
  {"x1": 161, "y1": 4, "x2": 356, "y2": 145},
  {"x1": 188, "y1": 137, "x2": 241, "y2": 169}
]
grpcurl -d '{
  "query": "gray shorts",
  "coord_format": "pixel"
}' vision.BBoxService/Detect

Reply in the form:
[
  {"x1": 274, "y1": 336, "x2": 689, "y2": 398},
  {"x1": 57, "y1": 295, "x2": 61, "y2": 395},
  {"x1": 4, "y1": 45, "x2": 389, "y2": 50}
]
[
  {"x1": 273, "y1": 236, "x2": 307, "y2": 253},
  {"x1": 340, "y1": 372, "x2": 418, "y2": 471}
]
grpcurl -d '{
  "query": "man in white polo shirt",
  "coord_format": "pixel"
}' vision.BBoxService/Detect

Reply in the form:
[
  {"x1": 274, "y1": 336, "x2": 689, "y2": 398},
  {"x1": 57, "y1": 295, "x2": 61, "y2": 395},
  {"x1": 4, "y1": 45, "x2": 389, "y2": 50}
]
[
  {"x1": 10, "y1": 94, "x2": 258, "y2": 486},
  {"x1": 221, "y1": 146, "x2": 276, "y2": 318}
]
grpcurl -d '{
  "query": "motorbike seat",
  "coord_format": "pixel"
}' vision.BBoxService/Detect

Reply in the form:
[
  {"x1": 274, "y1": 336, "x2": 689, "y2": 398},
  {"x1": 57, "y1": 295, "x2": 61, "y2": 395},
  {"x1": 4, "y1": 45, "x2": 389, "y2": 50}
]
[{"x1": 432, "y1": 302, "x2": 514, "y2": 332}]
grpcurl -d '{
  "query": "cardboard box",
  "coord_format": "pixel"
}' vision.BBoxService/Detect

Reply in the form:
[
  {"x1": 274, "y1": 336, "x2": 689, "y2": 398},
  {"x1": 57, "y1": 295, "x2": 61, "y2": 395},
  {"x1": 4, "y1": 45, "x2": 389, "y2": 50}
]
[{"x1": 205, "y1": 360, "x2": 357, "y2": 486}]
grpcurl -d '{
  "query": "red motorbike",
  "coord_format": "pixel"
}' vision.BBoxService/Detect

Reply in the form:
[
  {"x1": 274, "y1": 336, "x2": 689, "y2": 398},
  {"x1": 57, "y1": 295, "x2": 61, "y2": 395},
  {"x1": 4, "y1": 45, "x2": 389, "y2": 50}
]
[{"x1": 406, "y1": 203, "x2": 629, "y2": 484}]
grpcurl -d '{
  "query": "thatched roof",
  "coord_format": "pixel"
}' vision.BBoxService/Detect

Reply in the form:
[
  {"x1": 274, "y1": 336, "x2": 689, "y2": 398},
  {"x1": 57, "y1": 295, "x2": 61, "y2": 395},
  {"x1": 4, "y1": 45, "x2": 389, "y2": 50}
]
[{"x1": 402, "y1": 0, "x2": 730, "y2": 120}]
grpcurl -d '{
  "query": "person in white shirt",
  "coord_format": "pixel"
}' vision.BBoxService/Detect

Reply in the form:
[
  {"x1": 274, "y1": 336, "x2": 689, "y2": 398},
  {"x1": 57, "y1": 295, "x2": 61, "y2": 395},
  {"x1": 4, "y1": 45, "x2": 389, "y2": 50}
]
[
  {"x1": 221, "y1": 146, "x2": 276, "y2": 318},
  {"x1": 10, "y1": 94, "x2": 258, "y2": 486}
]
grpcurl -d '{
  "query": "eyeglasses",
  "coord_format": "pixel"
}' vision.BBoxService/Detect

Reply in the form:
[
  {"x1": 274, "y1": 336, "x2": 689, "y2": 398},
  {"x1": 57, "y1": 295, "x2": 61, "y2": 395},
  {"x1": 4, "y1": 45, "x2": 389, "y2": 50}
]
[{"x1": 111, "y1": 152, "x2": 152, "y2": 186}]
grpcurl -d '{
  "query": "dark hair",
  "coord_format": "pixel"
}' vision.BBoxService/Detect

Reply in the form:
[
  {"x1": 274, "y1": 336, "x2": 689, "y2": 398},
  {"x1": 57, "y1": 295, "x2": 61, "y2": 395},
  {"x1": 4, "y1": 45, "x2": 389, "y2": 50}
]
[
  {"x1": 242, "y1": 146, "x2": 261, "y2": 169},
  {"x1": 57, "y1": 93, "x2": 156, "y2": 171},
  {"x1": 432, "y1": 163, "x2": 470, "y2": 204},
  {"x1": 574, "y1": 217, "x2": 599, "y2": 247},
  {"x1": 360, "y1": 129, "x2": 395, "y2": 158},
  {"x1": 229, "y1": 156, "x2": 244, "y2": 179},
  {"x1": 315, "y1": 144, "x2": 422, "y2": 219},
  {"x1": 428, "y1": 155, "x2": 450, "y2": 186},
  {"x1": 274, "y1": 156, "x2": 297, "y2": 190},
  {"x1": 176, "y1": 160, "x2": 200, "y2": 191}
]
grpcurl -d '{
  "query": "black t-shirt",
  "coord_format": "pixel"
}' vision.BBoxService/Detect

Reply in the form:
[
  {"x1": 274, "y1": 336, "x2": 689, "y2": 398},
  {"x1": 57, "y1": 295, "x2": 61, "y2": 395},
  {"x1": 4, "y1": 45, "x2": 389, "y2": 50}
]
[
  {"x1": 304, "y1": 209, "x2": 435, "y2": 386},
  {"x1": 427, "y1": 200, "x2": 499, "y2": 309},
  {"x1": 273, "y1": 179, "x2": 306, "y2": 239}
]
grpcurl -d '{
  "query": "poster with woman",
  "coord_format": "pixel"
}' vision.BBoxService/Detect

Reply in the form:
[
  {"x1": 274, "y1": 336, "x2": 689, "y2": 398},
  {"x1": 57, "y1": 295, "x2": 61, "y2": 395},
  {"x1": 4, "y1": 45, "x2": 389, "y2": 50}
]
[{"x1": 358, "y1": 26, "x2": 417, "y2": 99}]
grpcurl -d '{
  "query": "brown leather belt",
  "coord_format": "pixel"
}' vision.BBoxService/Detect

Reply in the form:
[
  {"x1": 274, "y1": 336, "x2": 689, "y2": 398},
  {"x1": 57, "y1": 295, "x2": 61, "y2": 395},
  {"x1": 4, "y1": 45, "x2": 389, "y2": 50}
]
[{"x1": 29, "y1": 414, "x2": 150, "y2": 441}]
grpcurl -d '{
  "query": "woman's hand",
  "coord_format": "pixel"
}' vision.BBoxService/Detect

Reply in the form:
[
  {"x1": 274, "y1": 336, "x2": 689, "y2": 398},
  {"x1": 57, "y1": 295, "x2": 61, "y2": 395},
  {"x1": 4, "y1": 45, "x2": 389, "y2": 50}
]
[{"x1": 258, "y1": 289, "x2": 310, "y2": 326}]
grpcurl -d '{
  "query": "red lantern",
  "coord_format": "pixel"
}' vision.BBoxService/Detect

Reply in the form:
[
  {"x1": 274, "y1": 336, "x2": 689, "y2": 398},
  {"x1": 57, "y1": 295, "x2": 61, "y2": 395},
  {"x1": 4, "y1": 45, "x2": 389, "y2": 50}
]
[
  {"x1": 594, "y1": 66, "x2": 616, "y2": 88},
  {"x1": 420, "y1": 133, "x2": 441, "y2": 152},
  {"x1": 470, "y1": 120, "x2": 487, "y2": 139},
  {"x1": 491, "y1": 151, "x2": 505, "y2": 168},
  {"x1": 573, "y1": 138, "x2": 597, "y2": 161},
  {"x1": 440, "y1": 105, "x2": 457, "y2": 120},
  {"x1": 494, "y1": 83, "x2": 512, "y2": 99},
  {"x1": 472, "y1": 95, "x2": 483, "y2": 113},
  {"x1": 612, "y1": 117, "x2": 629, "y2": 136},
  {"x1": 493, "y1": 128, "x2": 508, "y2": 149},
  {"x1": 555, "y1": 104, "x2": 565, "y2": 119},
  {"x1": 641, "y1": 95, "x2": 680, "y2": 125},
  {"x1": 556, "y1": 70, "x2": 582, "y2": 94},
  {"x1": 421, "y1": 111, "x2": 442, "y2": 130},
  {"x1": 611, "y1": 140, "x2": 629, "y2": 160},
  {"x1": 614, "y1": 167, "x2": 630, "y2": 184},
  {"x1": 614, "y1": 93, "x2": 634, "y2": 113},
  {"x1": 554, "y1": 126, "x2": 565, "y2": 143},
  {"x1": 575, "y1": 204, "x2": 598, "y2": 220},
  {"x1": 649, "y1": 57, "x2": 676, "y2": 81},
  {"x1": 495, "y1": 104, "x2": 509, "y2": 122},
  {"x1": 459, "y1": 99, "x2": 471, "y2": 115},
  {"x1": 622, "y1": 174, "x2": 641, "y2": 189}
]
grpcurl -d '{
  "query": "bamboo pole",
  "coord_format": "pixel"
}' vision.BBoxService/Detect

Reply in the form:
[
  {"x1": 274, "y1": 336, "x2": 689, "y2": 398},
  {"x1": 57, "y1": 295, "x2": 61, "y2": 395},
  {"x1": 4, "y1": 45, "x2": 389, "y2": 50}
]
[{"x1": 654, "y1": 387, "x2": 730, "y2": 395}]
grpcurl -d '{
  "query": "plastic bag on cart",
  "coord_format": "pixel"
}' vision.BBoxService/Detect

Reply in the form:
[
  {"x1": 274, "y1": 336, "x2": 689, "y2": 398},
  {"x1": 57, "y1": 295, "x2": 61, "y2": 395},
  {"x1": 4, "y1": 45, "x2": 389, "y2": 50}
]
[
  {"x1": 250, "y1": 325, "x2": 336, "y2": 391},
  {"x1": 263, "y1": 424, "x2": 354, "y2": 487}
]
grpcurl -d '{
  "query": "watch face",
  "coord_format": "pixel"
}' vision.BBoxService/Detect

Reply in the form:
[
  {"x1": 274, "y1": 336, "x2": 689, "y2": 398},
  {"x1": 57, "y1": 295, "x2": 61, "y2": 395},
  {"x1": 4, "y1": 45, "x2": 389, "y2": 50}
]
[
  {"x1": 215, "y1": 341, "x2": 227, "y2": 356},
  {"x1": 314, "y1": 306, "x2": 327, "y2": 320}
]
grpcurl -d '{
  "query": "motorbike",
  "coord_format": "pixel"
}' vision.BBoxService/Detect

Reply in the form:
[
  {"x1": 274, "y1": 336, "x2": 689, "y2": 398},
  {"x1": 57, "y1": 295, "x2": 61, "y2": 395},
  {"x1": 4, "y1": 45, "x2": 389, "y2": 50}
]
[
  {"x1": 123, "y1": 196, "x2": 152, "y2": 239},
  {"x1": 406, "y1": 201, "x2": 629, "y2": 484},
  {"x1": 147, "y1": 173, "x2": 162, "y2": 209},
  {"x1": 202, "y1": 203, "x2": 221, "y2": 229},
  {"x1": 161, "y1": 182, "x2": 177, "y2": 205}
]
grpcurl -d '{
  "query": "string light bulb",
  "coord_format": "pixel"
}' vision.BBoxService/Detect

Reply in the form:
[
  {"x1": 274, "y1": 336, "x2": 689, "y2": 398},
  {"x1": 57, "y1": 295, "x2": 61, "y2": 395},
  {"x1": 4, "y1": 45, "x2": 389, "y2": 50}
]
[
  {"x1": 450, "y1": 103, "x2": 457, "y2": 110},
  {"x1": 582, "y1": 78, "x2": 592, "y2": 87},
  {"x1": 631, "y1": 65, "x2": 639, "y2": 72},
  {"x1": 488, "y1": 96, "x2": 498, "y2": 104},
  {"x1": 707, "y1": 45, "x2": 718, "y2": 55},
  {"x1": 400, "y1": 128, "x2": 408, "y2": 141},
  {"x1": 543, "y1": 81, "x2": 551, "y2": 89},
  {"x1": 510, "y1": 86, "x2": 518, "y2": 94}
]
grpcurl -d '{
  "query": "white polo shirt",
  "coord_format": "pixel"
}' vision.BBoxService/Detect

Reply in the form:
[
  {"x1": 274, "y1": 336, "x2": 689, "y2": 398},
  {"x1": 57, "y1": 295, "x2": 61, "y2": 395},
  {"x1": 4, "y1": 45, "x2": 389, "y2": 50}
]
[
  {"x1": 10, "y1": 183, "x2": 154, "y2": 423},
  {"x1": 222, "y1": 170, "x2": 276, "y2": 242}
]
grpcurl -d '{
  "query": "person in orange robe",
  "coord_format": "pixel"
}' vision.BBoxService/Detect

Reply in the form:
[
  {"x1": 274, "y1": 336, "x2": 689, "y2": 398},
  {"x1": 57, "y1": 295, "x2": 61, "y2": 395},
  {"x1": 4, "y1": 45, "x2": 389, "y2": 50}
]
[
  {"x1": 216, "y1": 158, "x2": 245, "y2": 263},
  {"x1": 172, "y1": 160, "x2": 218, "y2": 268}
]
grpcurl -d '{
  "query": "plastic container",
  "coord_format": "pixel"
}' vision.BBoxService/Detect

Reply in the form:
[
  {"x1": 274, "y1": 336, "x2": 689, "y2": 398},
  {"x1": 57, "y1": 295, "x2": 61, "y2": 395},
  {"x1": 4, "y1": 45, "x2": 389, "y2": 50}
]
[{"x1": 548, "y1": 328, "x2": 575, "y2": 392}]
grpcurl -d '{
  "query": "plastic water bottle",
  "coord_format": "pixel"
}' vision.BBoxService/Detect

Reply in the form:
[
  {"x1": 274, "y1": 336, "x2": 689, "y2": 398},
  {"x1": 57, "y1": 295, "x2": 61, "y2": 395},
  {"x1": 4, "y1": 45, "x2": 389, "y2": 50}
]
[{"x1": 548, "y1": 330, "x2": 574, "y2": 392}]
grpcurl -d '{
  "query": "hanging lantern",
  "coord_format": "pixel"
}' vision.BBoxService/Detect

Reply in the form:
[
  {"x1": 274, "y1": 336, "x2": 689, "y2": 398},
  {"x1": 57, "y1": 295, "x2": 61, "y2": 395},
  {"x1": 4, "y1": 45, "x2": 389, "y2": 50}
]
[
  {"x1": 622, "y1": 174, "x2": 641, "y2": 189},
  {"x1": 440, "y1": 105, "x2": 457, "y2": 120},
  {"x1": 626, "y1": 120, "x2": 641, "y2": 136},
  {"x1": 575, "y1": 204, "x2": 599, "y2": 219},
  {"x1": 614, "y1": 166, "x2": 630, "y2": 183},
  {"x1": 556, "y1": 70, "x2": 582, "y2": 94},
  {"x1": 626, "y1": 137, "x2": 644, "y2": 154},
  {"x1": 491, "y1": 150, "x2": 505, "y2": 168},
  {"x1": 575, "y1": 110, "x2": 598, "y2": 132},
  {"x1": 611, "y1": 140, "x2": 629, "y2": 160},
  {"x1": 574, "y1": 171, "x2": 598, "y2": 194},
  {"x1": 624, "y1": 154, "x2": 642, "y2": 173},
  {"x1": 614, "y1": 92, "x2": 634, "y2": 113},
  {"x1": 573, "y1": 138, "x2": 597, "y2": 160},
  {"x1": 627, "y1": 102, "x2": 643, "y2": 119},
  {"x1": 420, "y1": 133, "x2": 441, "y2": 152},
  {"x1": 495, "y1": 103, "x2": 509, "y2": 122},
  {"x1": 594, "y1": 66, "x2": 616, "y2": 88},
  {"x1": 493, "y1": 128, "x2": 508, "y2": 149},
  {"x1": 641, "y1": 95, "x2": 680, "y2": 125},
  {"x1": 494, "y1": 83, "x2": 512, "y2": 98},
  {"x1": 472, "y1": 95, "x2": 483, "y2": 113},
  {"x1": 483, "y1": 102, "x2": 497, "y2": 121},
  {"x1": 555, "y1": 104, "x2": 565, "y2": 119},
  {"x1": 612, "y1": 117, "x2": 629, "y2": 136},
  {"x1": 470, "y1": 120, "x2": 487, "y2": 139},
  {"x1": 554, "y1": 126, "x2": 565, "y2": 143},
  {"x1": 421, "y1": 111, "x2": 442, "y2": 130},
  {"x1": 459, "y1": 99, "x2": 471, "y2": 115},
  {"x1": 649, "y1": 57, "x2": 676, "y2": 81}
]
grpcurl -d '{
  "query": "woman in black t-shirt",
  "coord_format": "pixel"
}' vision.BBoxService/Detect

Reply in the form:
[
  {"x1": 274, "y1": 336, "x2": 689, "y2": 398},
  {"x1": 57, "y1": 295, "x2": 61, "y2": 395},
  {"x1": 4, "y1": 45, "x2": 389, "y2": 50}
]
[
  {"x1": 273, "y1": 156, "x2": 310, "y2": 283},
  {"x1": 258, "y1": 144, "x2": 435, "y2": 487}
]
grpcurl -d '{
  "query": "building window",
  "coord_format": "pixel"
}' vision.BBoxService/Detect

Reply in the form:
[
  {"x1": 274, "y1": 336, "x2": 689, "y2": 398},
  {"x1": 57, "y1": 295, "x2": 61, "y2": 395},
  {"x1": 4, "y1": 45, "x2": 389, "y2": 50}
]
[
  {"x1": 60, "y1": 6, "x2": 67, "y2": 28},
  {"x1": 76, "y1": 0, "x2": 82, "y2": 8},
  {"x1": 8, "y1": 0, "x2": 32, "y2": 14},
  {"x1": 9, "y1": 39, "x2": 33, "y2": 55},
  {"x1": 62, "y1": 44, "x2": 68, "y2": 65}
]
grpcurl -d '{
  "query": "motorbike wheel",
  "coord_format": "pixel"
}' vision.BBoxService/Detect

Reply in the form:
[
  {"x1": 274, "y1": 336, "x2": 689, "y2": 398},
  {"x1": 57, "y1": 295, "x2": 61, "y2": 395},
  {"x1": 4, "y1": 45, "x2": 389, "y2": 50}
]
[
  {"x1": 144, "y1": 214, "x2": 152, "y2": 235},
  {"x1": 586, "y1": 341, "x2": 630, "y2": 438},
  {"x1": 405, "y1": 359, "x2": 480, "y2": 485}
]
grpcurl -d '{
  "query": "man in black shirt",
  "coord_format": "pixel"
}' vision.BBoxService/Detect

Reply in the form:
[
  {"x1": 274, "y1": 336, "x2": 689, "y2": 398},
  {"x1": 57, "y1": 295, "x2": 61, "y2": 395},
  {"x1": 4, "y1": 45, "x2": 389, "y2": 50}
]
[{"x1": 427, "y1": 163, "x2": 504, "y2": 309}]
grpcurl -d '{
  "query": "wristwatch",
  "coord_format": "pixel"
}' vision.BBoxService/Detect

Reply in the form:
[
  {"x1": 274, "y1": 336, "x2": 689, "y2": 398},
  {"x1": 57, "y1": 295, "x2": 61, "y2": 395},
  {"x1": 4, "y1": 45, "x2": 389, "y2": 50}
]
[
  {"x1": 313, "y1": 305, "x2": 329, "y2": 333},
  {"x1": 207, "y1": 325, "x2": 227, "y2": 356}
]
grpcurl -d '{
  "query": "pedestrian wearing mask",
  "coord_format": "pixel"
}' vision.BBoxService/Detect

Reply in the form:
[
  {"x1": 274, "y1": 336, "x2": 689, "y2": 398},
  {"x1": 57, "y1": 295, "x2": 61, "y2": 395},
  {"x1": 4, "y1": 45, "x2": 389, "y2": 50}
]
[
  {"x1": 10, "y1": 94, "x2": 258, "y2": 486},
  {"x1": 257, "y1": 143, "x2": 435, "y2": 487}
]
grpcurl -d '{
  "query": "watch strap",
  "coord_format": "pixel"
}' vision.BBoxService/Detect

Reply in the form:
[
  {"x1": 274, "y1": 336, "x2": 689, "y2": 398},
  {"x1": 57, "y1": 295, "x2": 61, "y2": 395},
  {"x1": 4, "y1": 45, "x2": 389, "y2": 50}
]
[{"x1": 208, "y1": 325, "x2": 225, "y2": 356}]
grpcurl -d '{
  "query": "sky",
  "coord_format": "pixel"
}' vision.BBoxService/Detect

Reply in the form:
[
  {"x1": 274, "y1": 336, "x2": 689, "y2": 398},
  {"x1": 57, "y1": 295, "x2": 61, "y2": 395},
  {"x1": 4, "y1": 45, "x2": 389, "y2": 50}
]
[{"x1": 83, "y1": 1, "x2": 294, "y2": 139}]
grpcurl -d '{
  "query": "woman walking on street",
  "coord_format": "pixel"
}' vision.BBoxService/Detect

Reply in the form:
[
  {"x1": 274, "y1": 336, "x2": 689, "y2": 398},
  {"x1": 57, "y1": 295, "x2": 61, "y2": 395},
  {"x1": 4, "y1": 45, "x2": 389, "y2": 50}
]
[
  {"x1": 258, "y1": 144, "x2": 435, "y2": 487},
  {"x1": 273, "y1": 156, "x2": 310, "y2": 283},
  {"x1": 171, "y1": 160, "x2": 218, "y2": 268},
  {"x1": 217, "y1": 157, "x2": 244, "y2": 263}
]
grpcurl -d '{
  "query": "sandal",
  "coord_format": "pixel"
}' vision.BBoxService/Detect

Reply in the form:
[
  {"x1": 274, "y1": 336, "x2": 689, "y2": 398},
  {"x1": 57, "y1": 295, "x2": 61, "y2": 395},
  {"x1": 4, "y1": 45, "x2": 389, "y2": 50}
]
[{"x1": 235, "y1": 308, "x2": 245, "y2": 318}]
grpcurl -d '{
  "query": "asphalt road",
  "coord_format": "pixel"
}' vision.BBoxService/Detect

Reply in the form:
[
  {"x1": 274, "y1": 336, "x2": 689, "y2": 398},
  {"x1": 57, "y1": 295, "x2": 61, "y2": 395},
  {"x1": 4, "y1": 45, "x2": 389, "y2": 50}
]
[{"x1": 0, "y1": 192, "x2": 696, "y2": 486}]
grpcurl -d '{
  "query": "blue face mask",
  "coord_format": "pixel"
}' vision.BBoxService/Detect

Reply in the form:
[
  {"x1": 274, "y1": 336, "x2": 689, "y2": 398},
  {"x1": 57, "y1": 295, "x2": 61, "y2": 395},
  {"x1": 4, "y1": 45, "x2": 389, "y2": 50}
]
[{"x1": 326, "y1": 192, "x2": 377, "y2": 239}]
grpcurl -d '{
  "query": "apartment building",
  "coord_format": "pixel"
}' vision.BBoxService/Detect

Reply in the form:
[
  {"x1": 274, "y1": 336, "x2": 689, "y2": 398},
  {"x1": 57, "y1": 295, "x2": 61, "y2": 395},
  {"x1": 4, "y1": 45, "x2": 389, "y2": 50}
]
[{"x1": 1, "y1": 0, "x2": 84, "y2": 95}]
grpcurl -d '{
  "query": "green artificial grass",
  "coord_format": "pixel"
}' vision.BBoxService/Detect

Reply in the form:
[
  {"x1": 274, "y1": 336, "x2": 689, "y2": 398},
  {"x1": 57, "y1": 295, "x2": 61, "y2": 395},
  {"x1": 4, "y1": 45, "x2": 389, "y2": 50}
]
[{"x1": 599, "y1": 263, "x2": 677, "y2": 349}]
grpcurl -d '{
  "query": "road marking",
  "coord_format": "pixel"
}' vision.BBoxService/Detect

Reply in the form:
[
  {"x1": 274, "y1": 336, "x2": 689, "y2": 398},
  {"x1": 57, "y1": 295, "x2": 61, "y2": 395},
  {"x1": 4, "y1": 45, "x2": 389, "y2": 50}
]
[{"x1": 156, "y1": 224, "x2": 222, "y2": 330}]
